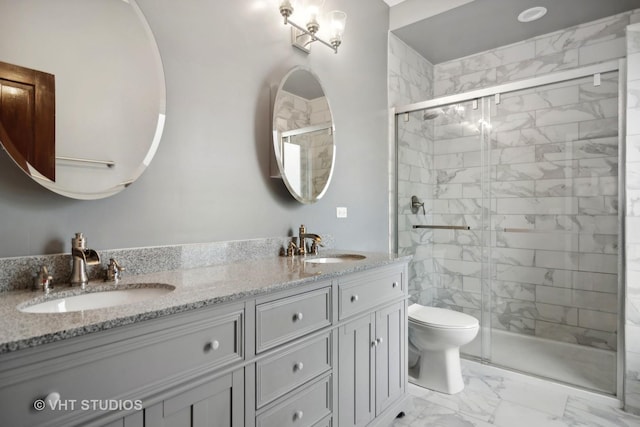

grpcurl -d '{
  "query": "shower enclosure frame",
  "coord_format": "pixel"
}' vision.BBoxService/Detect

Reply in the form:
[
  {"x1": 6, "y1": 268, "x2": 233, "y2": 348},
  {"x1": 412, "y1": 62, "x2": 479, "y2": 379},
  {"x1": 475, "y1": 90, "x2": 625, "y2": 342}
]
[{"x1": 391, "y1": 58, "x2": 626, "y2": 399}]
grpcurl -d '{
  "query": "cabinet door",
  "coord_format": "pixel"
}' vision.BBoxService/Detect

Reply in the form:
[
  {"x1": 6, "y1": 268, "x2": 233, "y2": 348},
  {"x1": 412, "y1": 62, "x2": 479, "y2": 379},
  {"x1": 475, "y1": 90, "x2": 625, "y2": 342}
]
[
  {"x1": 144, "y1": 369, "x2": 244, "y2": 427},
  {"x1": 374, "y1": 302, "x2": 405, "y2": 415},
  {"x1": 337, "y1": 313, "x2": 374, "y2": 427},
  {"x1": 99, "y1": 411, "x2": 144, "y2": 427}
]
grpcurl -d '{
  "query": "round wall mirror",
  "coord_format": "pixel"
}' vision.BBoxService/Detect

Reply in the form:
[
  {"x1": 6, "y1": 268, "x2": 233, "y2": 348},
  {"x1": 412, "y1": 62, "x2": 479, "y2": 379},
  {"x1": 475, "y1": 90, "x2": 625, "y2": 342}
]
[
  {"x1": 272, "y1": 67, "x2": 335, "y2": 204},
  {"x1": 0, "y1": 0, "x2": 166, "y2": 199}
]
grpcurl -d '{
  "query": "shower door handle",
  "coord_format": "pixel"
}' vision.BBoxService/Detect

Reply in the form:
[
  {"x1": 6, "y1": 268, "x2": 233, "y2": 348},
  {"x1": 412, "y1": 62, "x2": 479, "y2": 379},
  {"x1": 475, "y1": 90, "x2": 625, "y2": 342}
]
[{"x1": 413, "y1": 225, "x2": 470, "y2": 230}]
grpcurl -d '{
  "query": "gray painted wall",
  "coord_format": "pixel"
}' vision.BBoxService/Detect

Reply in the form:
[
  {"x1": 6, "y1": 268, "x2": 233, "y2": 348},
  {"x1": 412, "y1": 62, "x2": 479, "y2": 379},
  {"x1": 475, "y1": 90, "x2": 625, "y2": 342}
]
[{"x1": 0, "y1": 0, "x2": 390, "y2": 258}]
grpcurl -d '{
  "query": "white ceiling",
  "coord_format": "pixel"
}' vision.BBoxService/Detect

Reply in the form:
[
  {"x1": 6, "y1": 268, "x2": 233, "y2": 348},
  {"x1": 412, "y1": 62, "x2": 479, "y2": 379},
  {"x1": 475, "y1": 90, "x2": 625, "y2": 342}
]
[{"x1": 387, "y1": 0, "x2": 640, "y2": 64}]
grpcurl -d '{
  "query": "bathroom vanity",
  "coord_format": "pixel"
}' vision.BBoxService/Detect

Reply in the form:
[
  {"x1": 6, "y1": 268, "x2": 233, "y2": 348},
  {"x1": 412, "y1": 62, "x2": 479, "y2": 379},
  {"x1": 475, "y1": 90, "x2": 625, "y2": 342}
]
[{"x1": 0, "y1": 252, "x2": 409, "y2": 427}]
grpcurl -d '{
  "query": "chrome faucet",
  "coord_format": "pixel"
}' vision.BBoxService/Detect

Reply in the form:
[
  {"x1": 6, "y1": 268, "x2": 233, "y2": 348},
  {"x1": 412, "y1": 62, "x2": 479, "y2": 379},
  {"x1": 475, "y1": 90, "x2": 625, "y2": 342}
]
[
  {"x1": 70, "y1": 232, "x2": 100, "y2": 289},
  {"x1": 298, "y1": 224, "x2": 323, "y2": 256}
]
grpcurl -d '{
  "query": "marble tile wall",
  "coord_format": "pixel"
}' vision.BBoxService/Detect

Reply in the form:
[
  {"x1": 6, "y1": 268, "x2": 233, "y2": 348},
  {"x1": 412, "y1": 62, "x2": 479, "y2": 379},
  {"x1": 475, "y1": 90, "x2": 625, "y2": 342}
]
[
  {"x1": 485, "y1": 72, "x2": 620, "y2": 351},
  {"x1": 625, "y1": 22, "x2": 640, "y2": 416},
  {"x1": 388, "y1": 33, "x2": 436, "y2": 305},
  {"x1": 416, "y1": 75, "x2": 621, "y2": 352},
  {"x1": 434, "y1": 10, "x2": 640, "y2": 97},
  {"x1": 388, "y1": 33, "x2": 434, "y2": 107},
  {"x1": 397, "y1": 109, "x2": 436, "y2": 306},
  {"x1": 422, "y1": 101, "x2": 487, "y2": 325}
]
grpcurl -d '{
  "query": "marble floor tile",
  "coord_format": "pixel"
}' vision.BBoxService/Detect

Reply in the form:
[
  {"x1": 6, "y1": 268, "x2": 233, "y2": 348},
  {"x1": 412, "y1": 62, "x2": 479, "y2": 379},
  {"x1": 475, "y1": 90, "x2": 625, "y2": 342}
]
[
  {"x1": 394, "y1": 360, "x2": 640, "y2": 427},
  {"x1": 493, "y1": 400, "x2": 568, "y2": 427},
  {"x1": 394, "y1": 395, "x2": 495, "y2": 427},
  {"x1": 562, "y1": 397, "x2": 640, "y2": 427},
  {"x1": 421, "y1": 385, "x2": 501, "y2": 422}
]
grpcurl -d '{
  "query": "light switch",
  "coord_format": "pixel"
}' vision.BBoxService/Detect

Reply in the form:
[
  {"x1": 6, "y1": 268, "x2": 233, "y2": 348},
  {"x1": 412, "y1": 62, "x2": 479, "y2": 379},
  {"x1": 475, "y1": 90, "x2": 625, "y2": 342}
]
[{"x1": 336, "y1": 207, "x2": 348, "y2": 218}]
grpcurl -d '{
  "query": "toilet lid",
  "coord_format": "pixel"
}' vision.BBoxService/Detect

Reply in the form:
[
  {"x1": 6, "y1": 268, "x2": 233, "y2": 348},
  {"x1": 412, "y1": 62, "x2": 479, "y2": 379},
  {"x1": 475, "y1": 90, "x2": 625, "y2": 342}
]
[{"x1": 408, "y1": 304, "x2": 479, "y2": 329}]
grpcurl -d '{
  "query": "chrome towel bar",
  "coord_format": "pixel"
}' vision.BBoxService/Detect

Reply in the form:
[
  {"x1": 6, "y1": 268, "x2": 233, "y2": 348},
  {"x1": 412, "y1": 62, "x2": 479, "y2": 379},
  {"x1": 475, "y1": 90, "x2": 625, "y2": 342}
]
[{"x1": 413, "y1": 225, "x2": 471, "y2": 230}]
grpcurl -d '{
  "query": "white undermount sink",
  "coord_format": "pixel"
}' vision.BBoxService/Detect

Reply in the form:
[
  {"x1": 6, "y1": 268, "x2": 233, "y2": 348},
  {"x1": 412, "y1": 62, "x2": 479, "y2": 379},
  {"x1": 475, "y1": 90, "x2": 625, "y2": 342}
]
[
  {"x1": 304, "y1": 254, "x2": 366, "y2": 264},
  {"x1": 18, "y1": 284, "x2": 175, "y2": 314}
]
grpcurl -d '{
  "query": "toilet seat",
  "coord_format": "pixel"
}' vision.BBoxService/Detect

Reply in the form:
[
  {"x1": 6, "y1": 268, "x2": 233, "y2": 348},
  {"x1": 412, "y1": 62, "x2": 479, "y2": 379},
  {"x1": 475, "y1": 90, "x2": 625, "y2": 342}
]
[{"x1": 408, "y1": 304, "x2": 479, "y2": 329}]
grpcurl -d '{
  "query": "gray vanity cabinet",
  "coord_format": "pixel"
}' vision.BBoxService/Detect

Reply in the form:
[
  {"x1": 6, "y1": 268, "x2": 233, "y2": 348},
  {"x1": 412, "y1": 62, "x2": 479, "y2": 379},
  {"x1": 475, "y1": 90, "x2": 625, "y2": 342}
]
[
  {"x1": 253, "y1": 284, "x2": 333, "y2": 427},
  {"x1": 338, "y1": 313, "x2": 375, "y2": 427},
  {"x1": 100, "y1": 369, "x2": 244, "y2": 427},
  {"x1": 142, "y1": 369, "x2": 245, "y2": 427},
  {"x1": 374, "y1": 302, "x2": 405, "y2": 415},
  {"x1": 1, "y1": 260, "x2": 408, "y2": 427},
  {"x1": 0, "y1": 302, "x2": 245, "y2": 427},
  {"x1": 336, "y1": 266, "x2": 407, "y2": 427}
]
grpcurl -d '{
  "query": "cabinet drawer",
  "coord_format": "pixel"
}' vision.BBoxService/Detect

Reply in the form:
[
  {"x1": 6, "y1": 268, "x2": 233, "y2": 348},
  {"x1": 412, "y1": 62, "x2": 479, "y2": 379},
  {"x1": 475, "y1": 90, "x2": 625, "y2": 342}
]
[
  {"x1": 257, "y1": 333, "x2": 332, "y2": 407},
  {"x1": 0, "y1": 306, "x2": 244, "y2": 427},
  {"x1": 256, "y1": 287, "x2": 331, "y2": 353},
  {"x1": 339, "y1": 267, "x2": 404, "y2": 320},
  {"x1": 257, "y1": 375, "x2": 332, "y2": 427}
]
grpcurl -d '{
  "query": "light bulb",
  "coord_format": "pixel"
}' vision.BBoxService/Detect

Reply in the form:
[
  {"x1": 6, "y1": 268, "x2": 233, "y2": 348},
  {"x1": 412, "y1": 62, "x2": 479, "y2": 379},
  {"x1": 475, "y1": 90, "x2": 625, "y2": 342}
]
[
  {"x1": 328, "y1": 10, "x2": 347, "y2": 47},
  {"x1": 303, "y1": 0, "x2": 324, "y2": 34},
  {"x1": 279, "y1": 0, "x2": 296, "y2": 23}
]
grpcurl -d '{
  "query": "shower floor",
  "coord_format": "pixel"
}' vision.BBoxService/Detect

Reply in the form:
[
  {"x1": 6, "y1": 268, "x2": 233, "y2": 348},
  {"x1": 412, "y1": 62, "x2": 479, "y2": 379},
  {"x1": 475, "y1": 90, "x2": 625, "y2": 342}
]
[{"x1": 462, "y1": 328, "x2": 617, "y2": 395}]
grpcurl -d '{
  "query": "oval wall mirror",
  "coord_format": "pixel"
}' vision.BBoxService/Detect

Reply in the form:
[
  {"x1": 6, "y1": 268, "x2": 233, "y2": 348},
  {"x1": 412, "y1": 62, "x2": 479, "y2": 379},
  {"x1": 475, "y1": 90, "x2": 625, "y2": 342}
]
[
  {"x1": 0, "y1": 0, "x2": 166, "y2": 199},
  {"x1": 272, "y1": 67, "x2": 335, "y2": 204}
]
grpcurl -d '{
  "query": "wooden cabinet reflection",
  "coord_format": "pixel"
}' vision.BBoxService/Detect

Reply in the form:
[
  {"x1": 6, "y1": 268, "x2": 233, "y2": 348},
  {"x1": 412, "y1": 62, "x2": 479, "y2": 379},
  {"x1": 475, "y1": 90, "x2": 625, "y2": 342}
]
[{"x1": 0, "y1": 61, "x2": 55, "y2": 181}]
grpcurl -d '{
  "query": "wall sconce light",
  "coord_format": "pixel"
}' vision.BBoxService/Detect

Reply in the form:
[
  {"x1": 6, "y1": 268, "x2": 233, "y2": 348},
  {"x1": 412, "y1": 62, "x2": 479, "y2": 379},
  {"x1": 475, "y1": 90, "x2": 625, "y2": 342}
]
[{"x1": 278, "y1": 0, "x2": 347, "y2": 54}]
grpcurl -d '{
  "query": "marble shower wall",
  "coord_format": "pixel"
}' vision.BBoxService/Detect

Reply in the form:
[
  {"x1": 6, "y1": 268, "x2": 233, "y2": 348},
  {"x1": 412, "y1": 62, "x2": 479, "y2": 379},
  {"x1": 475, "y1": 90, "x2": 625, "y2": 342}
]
[
  {"x1": 418, "y1": 72, "x2": 621, "y2": 353},
  {"x1": 486, "y1": 72, "x2": 620, "y2": 351},
  {"x1": 434, "y1": 10, "x2": 640, "y2": 96},
  {"x1": 388, "y1": 33, "x2": 434, "y2": 107},
  {"x1": 397, "y1": 109, "x2": 435, "y2": 306},
  {"x1": 423, "y1": 101, "x2": 486, "y2": 324},
  {"x1": 389, "y1": 33, "x2": 436, "y2": 305},
  {"x1": 625, "y1": 22, "x2": 640, "y2": 416}
]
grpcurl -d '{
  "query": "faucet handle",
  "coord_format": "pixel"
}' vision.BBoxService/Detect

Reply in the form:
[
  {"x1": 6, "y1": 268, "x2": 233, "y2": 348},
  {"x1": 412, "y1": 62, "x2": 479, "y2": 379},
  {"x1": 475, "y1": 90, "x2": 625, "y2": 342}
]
[
  {"x1": 34, "y1": 265, "x2": 53, "y2": 294},
  {"x1": 285, "y1": 239, "x2": 299, "y2": 257},
  {"x1": 310, "y1": 241, "x2": 324, "y2": 255},
  {"x1": 106, "y1": 258, "x2": 125, "y2": 282}
]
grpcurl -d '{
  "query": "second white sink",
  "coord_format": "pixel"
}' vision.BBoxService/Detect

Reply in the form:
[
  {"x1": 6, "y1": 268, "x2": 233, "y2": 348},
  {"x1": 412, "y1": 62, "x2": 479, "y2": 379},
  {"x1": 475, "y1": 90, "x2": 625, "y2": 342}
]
[
  {"x1": 19, "y1": 285, "x2": 175, "y2": 314},
  {"x1": 304, "y1": 254, "x2": 366, "y2": 264}
]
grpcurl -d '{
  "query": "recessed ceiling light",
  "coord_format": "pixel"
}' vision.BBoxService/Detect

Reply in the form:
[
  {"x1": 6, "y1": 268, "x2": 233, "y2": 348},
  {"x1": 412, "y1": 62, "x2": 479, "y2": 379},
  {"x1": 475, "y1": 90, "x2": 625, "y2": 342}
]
[{"x1": 517, "y1": 6, "x2": 547, "y2": 23}]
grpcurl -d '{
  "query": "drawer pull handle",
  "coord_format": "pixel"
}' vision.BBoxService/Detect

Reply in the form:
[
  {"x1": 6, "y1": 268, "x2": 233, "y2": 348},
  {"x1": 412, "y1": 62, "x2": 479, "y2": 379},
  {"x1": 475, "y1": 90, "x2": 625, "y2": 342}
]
[
  {"x1": 372, "y1": 337, "x2": 383, "y2": 347},
  {"x1": 207, "y1": 340, "x2": 220, "y2": 351},
  {"x1": 372, "y1": 340, "x2": 378, "y2": 347},
  {"x1": 294, "y1": 362, "x2": 304, "y2": 372},
  {"x1": 351, "y1": 295, "x2": 359, "y2": 303},
  {"x1": 39, "y1": 391, "x2": 60, "y2": 409},
  {"x1": 294, "y1": 410, "x2": 304, "y2": 420},
  {"x1": 376, "y1": 337, "x2": 384, "y2": 345},
  {"x1": 293, "y1": 312, "x2": 304, "y2": 321},
  {"x1": 392, "y1": 281, "x2": 399, "y2": 288}
]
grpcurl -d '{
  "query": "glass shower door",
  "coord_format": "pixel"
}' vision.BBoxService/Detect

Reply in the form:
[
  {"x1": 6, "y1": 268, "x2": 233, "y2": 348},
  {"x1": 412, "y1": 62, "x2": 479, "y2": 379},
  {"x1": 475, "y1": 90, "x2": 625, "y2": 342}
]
[
  {"x1": 396, "y1": 66, "x2": 620, "y2": 396},
  {"x1": 396, "y1": 99, "x2": 489, "y2": 359},
  {"x1": 486, "y1": 72, "x2": 619, "y2": 394}
]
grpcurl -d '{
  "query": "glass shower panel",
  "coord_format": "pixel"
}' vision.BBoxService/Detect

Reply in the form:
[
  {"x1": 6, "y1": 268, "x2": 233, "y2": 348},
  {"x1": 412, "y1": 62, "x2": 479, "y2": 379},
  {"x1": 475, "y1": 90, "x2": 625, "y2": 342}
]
[
  {"x1": 487, "y1": 72, "x2": 619, "y2": 394},
  {"x1": 396, "y1": 101, "x2": 488, "y2": 358}
]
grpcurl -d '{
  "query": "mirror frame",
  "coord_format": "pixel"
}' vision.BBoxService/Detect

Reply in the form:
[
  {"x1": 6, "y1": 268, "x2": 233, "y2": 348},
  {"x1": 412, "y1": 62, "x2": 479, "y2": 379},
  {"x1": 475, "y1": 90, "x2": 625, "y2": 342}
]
[
  {"x1": 0, "y1": 0, "x2": 166, "y2": 200},
  {"x1": 272, "y1": 66, "x2": 336, "y2": 204}
]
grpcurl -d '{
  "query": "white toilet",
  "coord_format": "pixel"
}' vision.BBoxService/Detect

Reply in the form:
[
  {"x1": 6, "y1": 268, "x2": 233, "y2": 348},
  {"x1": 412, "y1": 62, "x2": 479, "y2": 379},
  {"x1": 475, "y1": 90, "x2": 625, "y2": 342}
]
[{"x1": 408, "y1": 304, "x2": 479, "y2": 394}]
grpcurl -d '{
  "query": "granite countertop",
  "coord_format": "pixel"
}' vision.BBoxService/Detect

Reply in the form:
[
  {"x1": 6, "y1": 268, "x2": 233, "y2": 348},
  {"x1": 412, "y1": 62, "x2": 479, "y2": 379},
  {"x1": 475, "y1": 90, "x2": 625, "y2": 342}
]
[{"x1": 0, "y1": 251, "x2": 409, "y2": 355}]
